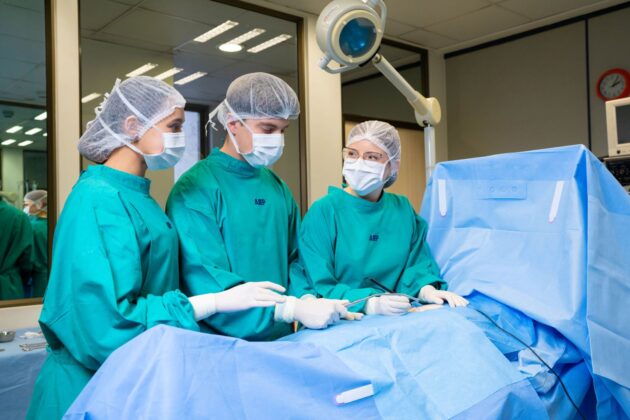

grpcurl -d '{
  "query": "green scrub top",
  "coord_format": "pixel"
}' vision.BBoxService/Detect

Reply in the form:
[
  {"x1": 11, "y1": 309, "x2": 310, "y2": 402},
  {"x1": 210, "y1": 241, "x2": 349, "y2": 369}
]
[
  {"x1": 166, "y1": 148, "x2": 300, "y2": 341},
  {"x1": 29, "y1": 216, "x2": 48, "y2": 297},
  {"x1": 0, "y1": 200, "x2": 33, "y2": 300},
  {"x1": 290, "y1": 186, "x2": 445, "y2": 311},
  {"x1": 27, "y1": 165, "x2": 198, "y2": 420}
]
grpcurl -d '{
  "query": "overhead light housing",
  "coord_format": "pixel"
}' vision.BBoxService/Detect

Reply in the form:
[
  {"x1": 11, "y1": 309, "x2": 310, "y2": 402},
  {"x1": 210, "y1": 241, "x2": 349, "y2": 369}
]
[
  {"x1": 34, "y1": 112, "x2": 47, "y2": 120},
  {"x1": 174, "y1": 72, "x2": 208, "y2": 86},
  {"x1": 194, "y1": 20, "x2": 239, "y2": 43},
  {"x1": 219, "y1": 43, "x2": 243, "y2": 53},
  {"x1": 17, "y1": 140, "x2": 33, "y2": 147},
  {"x1": 81, "y1": 93, "x2": 101, "y2": 103},
  {"x1": 154, "y1": 67, "x2": 184, "y2": 81},
  {"x1": 126, "y1": 63, "x2": 158, "y2": 77},
  {"x1": 248, "y1": 34, "x2": 293, "y2": 53},
  {"x1": 6, "y1": 125, "x2": 23, "y2": 133},
  {"x1": 25, "y1": 128, "x2": 42, "y2": 135},
  {"x1": 225, "y1": 28, "x2": 265, "y2": 45},
  {"x1": 1, "y1": 139, "x2": 16, "y2": 145}
]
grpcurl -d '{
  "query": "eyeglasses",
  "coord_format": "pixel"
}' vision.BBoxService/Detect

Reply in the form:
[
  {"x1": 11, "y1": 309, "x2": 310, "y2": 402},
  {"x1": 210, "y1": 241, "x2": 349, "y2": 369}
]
[{"x1": 342, "y1": 147, "x2": 385, "y2": 162}]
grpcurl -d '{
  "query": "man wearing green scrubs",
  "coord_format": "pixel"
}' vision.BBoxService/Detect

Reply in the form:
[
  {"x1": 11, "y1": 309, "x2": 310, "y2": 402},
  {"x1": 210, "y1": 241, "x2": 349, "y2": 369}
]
[
  {"x1": 167, "y1": 73, "x2": 353, "y2": 341},
  {"x1": 291, "y1": 120, "x2": 469, "y2": 315},
  {"x1": 23, "y1": 190, "x2": 48, "y2": 297},
  {"x1": 0, "y1": 196, "x2": 32, "y2": 300}
]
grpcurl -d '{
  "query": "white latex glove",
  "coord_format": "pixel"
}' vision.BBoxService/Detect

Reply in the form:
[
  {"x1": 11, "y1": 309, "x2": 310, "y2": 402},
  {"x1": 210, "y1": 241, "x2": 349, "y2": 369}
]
[
  {"x1": 418, "y1": 285, "x2": 468, "y2": 308},
  {"x1": 365, "y1": 295, "x2": 411, "y2": 316},
  {"x1": 189, "y1": 282, "x2": 286, "y2": 321},
  {"x1": 275, "y1": 297, "x2": 350, "y2": 329}
]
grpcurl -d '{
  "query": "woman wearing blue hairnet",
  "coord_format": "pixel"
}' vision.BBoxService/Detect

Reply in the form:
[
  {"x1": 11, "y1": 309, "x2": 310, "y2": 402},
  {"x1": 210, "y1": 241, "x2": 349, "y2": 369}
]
[
  {"x1": 291, "y1": 120, "x2": 468, "y2": 316},
  {"x1": 27, "y1": 77, "x2": 286, "y2": 420}
]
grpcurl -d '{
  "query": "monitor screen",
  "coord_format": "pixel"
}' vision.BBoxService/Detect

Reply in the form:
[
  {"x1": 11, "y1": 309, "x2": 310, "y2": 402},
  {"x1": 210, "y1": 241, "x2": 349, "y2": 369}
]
[{"x1": 617, "y1": 104, "x2": 630, "y2": 145}]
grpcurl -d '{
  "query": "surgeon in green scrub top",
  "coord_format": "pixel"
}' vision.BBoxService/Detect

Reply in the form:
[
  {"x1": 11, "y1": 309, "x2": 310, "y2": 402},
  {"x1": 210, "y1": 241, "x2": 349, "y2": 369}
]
[
  {"x1": 23, "y1": 189, "x2": 48, "y2": 297},
  {"x1": 167, "y1": 73, "x2": 356, "y2": 341},
  {"x1": 0, "y1": 196, "x2": 32, "y2": 300},
  {"x1": 291, "y1": 120, "x2": 469, "y2": 316},
  {"x1": 27, "y1": 77, "x2": 287, "y2": 420}
]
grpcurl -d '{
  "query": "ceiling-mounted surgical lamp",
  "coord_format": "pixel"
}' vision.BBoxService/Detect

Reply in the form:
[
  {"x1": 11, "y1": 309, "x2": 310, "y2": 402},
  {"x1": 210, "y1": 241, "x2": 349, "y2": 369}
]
[{"x1": 316, "y1": 0, "x2": 442, "y2": 180}]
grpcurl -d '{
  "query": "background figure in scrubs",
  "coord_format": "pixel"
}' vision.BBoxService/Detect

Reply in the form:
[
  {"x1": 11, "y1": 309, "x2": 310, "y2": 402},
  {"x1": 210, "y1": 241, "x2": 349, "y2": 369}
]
[
  {"x1": 0, "y1": 194, "x2": 33, "y2": 300},
  {"x1": 291, "y1": 120, "x2": 468, "y2": 316},
  {"x1": 167, "y1": 72, "x2": 355, "y2": 341},
  {"x1": 23, "y1": 189, "x2": 48, "y2": 297},
  {"x1": 27, "y1": 77, "x2": 286, "y2": 420}
]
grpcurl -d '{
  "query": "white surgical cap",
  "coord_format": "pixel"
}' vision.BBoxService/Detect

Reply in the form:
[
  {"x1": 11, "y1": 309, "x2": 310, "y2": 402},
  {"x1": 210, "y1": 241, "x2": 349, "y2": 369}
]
[
  {"x1": 78, "y1": 76, "x2": 186, "y2": 163},
  {"x1": 209, "y1": 72, "x2": 300, "y2": 129},
  {"x1": 24, "y1": 190, "x2": 47, "y2": 211},
  {"x1": 347, "y1": 120, "x2": 401, "y2": 188}
]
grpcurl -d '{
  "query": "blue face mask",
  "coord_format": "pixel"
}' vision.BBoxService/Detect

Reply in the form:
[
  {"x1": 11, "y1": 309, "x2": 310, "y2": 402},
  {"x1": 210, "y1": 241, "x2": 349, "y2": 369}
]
[
  {"x1": 126, "y1": 130, "x2": 186, "y2": 171},
  {"x1": 342, "y1": 158, "x2": 389, "y2": 196}
]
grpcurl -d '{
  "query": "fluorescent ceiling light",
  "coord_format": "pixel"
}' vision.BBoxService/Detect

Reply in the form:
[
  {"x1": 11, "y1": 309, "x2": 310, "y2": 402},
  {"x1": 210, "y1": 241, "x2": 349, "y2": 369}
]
[
  {"x1": 25, "y1": 128, "x2": 42, "y2": 135},
  {"x1": 81, "y1": 93, "x2": 101, "y2": 103},
  {"x1": 154, "y1": 67, "x2": 183, "y2": 81},
  {"x1": 6, "y1": 125, "x2": 23, "y2": 133},
  {"x1": 225, "y1": 28, "x2": 265, "y2": 45},
  {"x1": 248, "y1": 34, "x2": 292, "y2": 53},
  {"x1": 1, "y1": 139, "x2": 16, "y2": 145},
  {"x1": 219, "y1": 43, "x2": 242, "y2": 53},
  {"x1": 174, "y1": 72, "x2": 207, "y2": 86},
  {"x1": 194, "y1": 20, "x2": 239, "y2": 43},
  {"x1": 17, "y1": 140, "x2": 33, "y2": 147},
  {"x1": 126, "y1": 63, "x2": 158, "y2": 77},
  {"x1": 43, "y1": 132, "x2": 47, "y2": 137},
  {"x1": 34, "y1": 112, "x2": 47, "y2": 120}
]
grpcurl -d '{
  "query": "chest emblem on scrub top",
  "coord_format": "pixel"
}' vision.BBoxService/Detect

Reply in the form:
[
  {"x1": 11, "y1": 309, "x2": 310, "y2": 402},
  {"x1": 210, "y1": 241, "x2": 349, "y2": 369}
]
[
  {"x1": 254, "y1": 198, "x2": 267, "y2": 206},
  {"x1": 369, "y1": 234, "x2": 379, "y2": 242}
]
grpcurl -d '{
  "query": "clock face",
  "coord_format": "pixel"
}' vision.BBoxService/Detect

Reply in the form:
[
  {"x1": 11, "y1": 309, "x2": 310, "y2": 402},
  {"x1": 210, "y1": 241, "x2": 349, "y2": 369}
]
[{"x1": 599, "y1": 72, "x2": 627, "y2": 100}]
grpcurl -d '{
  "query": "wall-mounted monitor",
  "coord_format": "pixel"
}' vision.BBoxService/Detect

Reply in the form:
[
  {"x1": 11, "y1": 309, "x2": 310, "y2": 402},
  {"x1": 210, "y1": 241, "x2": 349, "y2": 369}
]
[{"x1": 606, "y1": 96, "x2": 630, "y2": 157}]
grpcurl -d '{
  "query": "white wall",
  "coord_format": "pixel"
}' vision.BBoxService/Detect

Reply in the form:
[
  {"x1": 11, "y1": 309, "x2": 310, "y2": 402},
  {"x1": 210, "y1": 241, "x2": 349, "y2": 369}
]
[
  {"x1": 446, "y1": 23, "x2": 588, "y2": 160},
  {"x1": 588, "y1": 7, "x2": 630, "y2": 157},
  {"x1": 445, "y1": 7, "x2": 630, "y2": 160}
]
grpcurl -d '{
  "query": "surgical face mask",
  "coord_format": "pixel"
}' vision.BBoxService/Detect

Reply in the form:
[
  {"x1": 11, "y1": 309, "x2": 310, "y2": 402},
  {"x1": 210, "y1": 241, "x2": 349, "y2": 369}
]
[
  {"x1": 122, "y1": 126, "x2": 186, "y2": 171},
  {"x1": 343, "y1": 158, "x2": 389, "y2": 196},
  {"x1": 23, "y1": 207, "x2": 30, "y2": 215},
  {"x1": 227, "y1": 122, "x2": 284, "y2": 168}
]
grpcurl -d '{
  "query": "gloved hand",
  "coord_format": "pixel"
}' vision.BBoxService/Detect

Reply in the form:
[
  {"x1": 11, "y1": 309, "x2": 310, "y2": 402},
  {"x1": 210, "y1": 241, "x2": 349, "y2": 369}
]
[
  {"x1": 365, "y1": 295, "x2": 411, "y2": 316},
  {"x1": 418, "y1": 285, "x2": 468, "y2": 308},
  {"x1": 275, "y1": 297, "x2": 351, "y2": 329},
  {"x1": 189, "y1": 282, "x2": 286, "y2": 321}
]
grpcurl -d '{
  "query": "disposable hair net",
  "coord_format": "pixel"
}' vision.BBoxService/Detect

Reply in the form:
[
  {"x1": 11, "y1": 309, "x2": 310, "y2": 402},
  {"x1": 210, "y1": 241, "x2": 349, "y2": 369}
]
[
  {"x1": 208, "y1": 72, "x2": 300, "y2": 130},
  {"x1": 24, "y1": 190, "x2": 47, "y2": 211},
  {"x1": 347, "y1": 120, "x2": 401, "y2": 188},
  {"x1": 78, "y1": 76, "x2": 186, "y2": 163}
]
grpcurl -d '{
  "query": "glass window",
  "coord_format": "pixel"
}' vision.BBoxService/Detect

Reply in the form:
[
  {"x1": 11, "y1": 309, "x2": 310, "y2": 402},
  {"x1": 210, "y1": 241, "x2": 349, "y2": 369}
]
[
  {"x1": 79, "y1": 0, "x2": 304, "y2": 208},
  {"x1": 0, "y1": 0, "x2": 50, "y2": 302}
]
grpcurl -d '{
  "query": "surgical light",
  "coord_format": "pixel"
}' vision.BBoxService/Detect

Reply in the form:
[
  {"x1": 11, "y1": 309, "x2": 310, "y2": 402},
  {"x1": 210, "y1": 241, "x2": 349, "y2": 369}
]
[{"x1": 316, "y1": 0, "x2": 442, "y2": 180}]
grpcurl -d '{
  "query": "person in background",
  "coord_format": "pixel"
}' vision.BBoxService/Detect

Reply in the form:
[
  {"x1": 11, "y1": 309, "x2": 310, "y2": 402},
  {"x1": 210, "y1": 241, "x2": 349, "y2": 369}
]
[
  {"x1": 23, "y1": 189, "x2": 48, "y2": 297},
  {"x1": 0, "y1": 193, "x2": 33, "y2": 300},
  {"x1": 291, "y1": 120, "x2": 468, "y2": 316},
  {"x1": 167, "y1": 72, "x2": 357, "y2": 341},
  {"x1": 27, "y1": 76, "x2": 286, "y2": 420}
]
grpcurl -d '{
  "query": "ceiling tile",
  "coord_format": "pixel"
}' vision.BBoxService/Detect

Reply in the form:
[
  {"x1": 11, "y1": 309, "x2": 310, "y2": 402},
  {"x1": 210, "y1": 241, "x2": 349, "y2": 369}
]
[
  {"x1": 384, "y1": 19, "x2": 416, "y2": 37},
  {"x1": 500, "y1": 0, "x2": 604, "y2": 20},
  {"x1": 139, "y1": 0, "x2": 248, "y2": 26},
  {"x1": 385, "y1": 0, "x2": 491, "y2": 28},
  {"x1": 264, "y1": 0, "x2": 329, "y2": 15},
  {"x1": 102, "y1": 9, "x2": 210, "y2": 48},
  {"x1": 80, "y1": 0, "x2": 131, "y2": 31},
  {"x1": 427, "y1": 5, "x2": 530, "y2": 41},
  {"x1": 400, "y1": 28, "x2": 458, "y2": 49},
  {"x1": 0, "y1": 34, "x2": 44, "y2": 63},
  {"x1": 0, "y1": 3, "x2": 45, "y2": 42}
]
